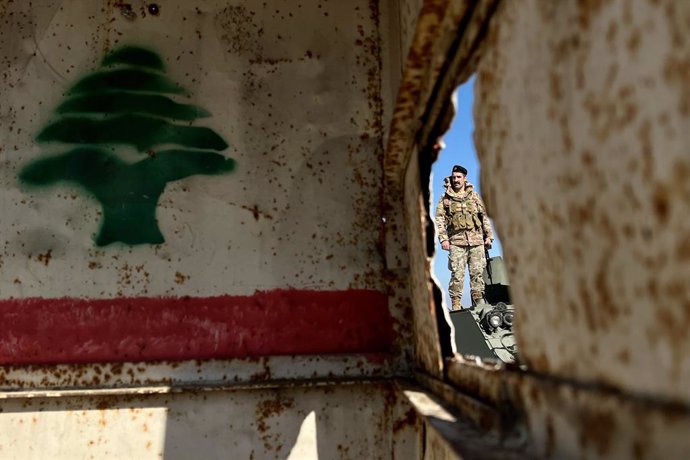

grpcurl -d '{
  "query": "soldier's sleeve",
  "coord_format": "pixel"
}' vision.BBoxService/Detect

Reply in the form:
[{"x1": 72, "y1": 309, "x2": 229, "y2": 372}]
[
  {"x1": 474, "y1": 192, "x2": 493, "y2": 240},
  {"x1": 434, "y1": 198, "x2": 449, "y2": 243}
]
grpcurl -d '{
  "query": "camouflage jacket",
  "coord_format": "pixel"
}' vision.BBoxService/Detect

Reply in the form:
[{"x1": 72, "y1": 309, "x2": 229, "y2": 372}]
[{"x1": 435, "y1": 181, "x2": 493, "y2": 247}]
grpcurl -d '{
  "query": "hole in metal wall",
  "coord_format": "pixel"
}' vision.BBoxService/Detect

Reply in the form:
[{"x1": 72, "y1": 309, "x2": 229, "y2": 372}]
[{"x1": 428, "y1": 77, "x2": 521, "y2": 366}]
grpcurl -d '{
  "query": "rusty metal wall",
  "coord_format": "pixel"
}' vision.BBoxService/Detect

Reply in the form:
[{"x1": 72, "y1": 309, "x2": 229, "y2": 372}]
[
  {"x1": 475, "y1": 0, "x2": 690, "y2": 404},
  {"x1": 383, "y1": 0, "x2": 479, "y2": 378},
  {"x1": 404, "y1": 146, "x2": 445, "y2": 374},
  {"x1": 0, "y1": 1, "x2": 442, "y2": 458},
  {"x1": 2, "y1": 0, "x2": 384, "y2": 298},
  {"x1": 0, "y1": 382, "x2": 421, "y2": 459},
  {"x1": 447, "y1": 359, "x2": 690, "y2": 459},
  {"x1": 381, "y1": 0, "x2": 690, "y2": 458},
  {"x1": 13, "y1": 0, "x2": 690, "y2": 457},
  {"x1": 0, "y1": 0, "x2": 412, "y2": 372}
]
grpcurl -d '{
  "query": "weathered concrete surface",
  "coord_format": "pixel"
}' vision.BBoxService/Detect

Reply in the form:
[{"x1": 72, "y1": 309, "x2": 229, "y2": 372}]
[
  {"x1": 0, "y1": 382, "x2": 420, "y2": 460},
  {"x1": 475, "y1": 0, "x2": 690, "y2": 403}
]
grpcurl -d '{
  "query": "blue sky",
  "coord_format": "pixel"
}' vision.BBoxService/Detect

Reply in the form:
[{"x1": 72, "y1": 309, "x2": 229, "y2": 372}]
[{"x1": 431, "y1": 77, "x2": 503, "y2": 308}]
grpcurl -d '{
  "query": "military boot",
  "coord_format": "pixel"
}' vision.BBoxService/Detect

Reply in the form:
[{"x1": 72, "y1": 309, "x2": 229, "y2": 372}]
[
  {"x1": 471, "y1": 291, "x2": 487, "y2": 305},
  {"x1": 450, "y1": 298, "x2": 462, "y2": 311},
  {"x1": 471, "y1": 294, "x2": 488, "y2": 313}
]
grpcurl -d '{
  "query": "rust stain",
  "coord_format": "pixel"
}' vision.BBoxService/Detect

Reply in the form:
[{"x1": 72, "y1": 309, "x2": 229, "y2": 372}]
[
  {"x1": 582, "y1": 85, "x2": 639, "y2": 142},
  {"x1": 255, "y1": 394, "x2": 295, "y2": 452},
  {"x1": 0, "y1": 360, "x2": 179, "y2": 389},
  {"x1": 37, "y1": 249, "x2": 52, "y2": 266},
  {"x1": 626, "y1": 27, "x2": 642, "y2": 54},
  {"x1": 578, "y1": 409, "x2": 616, "y2": 456},
  {"x1": 249, "y1": 357, "x2": 272, "y2": 381},
  {"x1": 676, "y1": 232, "x2": 690, "y2": 261},
  {"x1": 616, "y1": 349, "x2": 630, "y2": 364},
  {"x1": 174, "y1": 272, "x2": 188, "y2": 284},
  {"x1": 240, "y1": 204, "x2": 273, "y2": 221},
  {"x1": 95, "y1": 399, "x2": 114, "y2": 411},
  {"x1": 576, "y1": 0, "x2": 607, "y2": 29},
  {"x1": 651, "y1": 183, "x2": 670, "y2": 223},
  {"x1": 255, "y1": 396, "x2": 295, "y2": 424},
  {"x1": 593, "y1": 247, "x2": 621, "y2": 331},
  {"x1": 392, "y1": 407, "x2": 417, "y2": 433},
  {"x1": 215, "y1": 5, "x2": 262, "y2": 58},
  {"x1": 663, "y1": 54, "x2": 690, "y2": 117},
  {"x1": 637, "y1": 119, "x2": 654, "y2": 175}
]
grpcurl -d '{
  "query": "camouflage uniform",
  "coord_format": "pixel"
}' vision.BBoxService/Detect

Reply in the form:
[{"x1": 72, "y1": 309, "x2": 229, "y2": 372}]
[{"x1": 435, "y1": 181, "x2": 493, "y2": 309}]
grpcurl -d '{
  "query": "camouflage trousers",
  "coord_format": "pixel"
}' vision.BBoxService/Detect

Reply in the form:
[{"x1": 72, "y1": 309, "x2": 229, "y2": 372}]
[{"x1": 448, "y1": 244, "x2": 486, "y2": 304}]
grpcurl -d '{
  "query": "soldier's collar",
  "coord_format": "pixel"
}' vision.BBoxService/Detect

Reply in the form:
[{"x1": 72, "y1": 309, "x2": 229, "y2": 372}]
[{"x1": 446, "y1": 182, "x2": 473, "y2": 198}]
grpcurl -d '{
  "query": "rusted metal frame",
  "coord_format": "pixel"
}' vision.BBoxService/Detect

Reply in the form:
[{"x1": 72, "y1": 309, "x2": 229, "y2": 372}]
[
  {"x1": 416, "y1": 0, "x2": 502, "y2": 154},
  {"x1": 403, "y1": 154, "x2": 446, "y2": 376},
  {"x1": 412, "y1": 371, "x2": 506, "y2": 435},
  {"x1": 385, "y1": 0, "x2": 503, "y2": 400},
  {"x1": 0, "y1": 375, "x2": 396, "y2": 400},
  {"x1": 398, "y1": 380, "x2": 533, "y2": 459},
  {"x1": 446, "y1": 356, "x2": 690, "y2": 420},
  {"x1": 399, "y1": 381, "x2": 485, "y2": 459},
  {"x1": 0, "y1": 354, "x2": 396, "y2": 392},
  {"x1": 445, "y1": 358, "x2": 690, "y2": 458},
  {"x1": 391, "y1": 0, "x2": 503, "y2": 360},
  {"x1": 398, "y1": 2, "x2": 538, "y2": 455},
  {"x1": 383, "y1": 0, "x2": 502, "y2": 191},
  {"x1": 0, "y1": 381, "x2": 405, "y2": 460},
  {"x1": 399, "y1": 0, "x2": 503, "y2": 385},
  {"x1": 411, "y1": 0, "x2": 502, "y2": 281},
  {"x1": 410, "y1": 1, "x2": 506, "y2": 376},
  {"x1": 406, "y1": 0, "x2": 690, "y2": 456},
  {"x1": 412, "y1": 369, "x2": 533, "y2": 457},
  {"x1": 384, "y1": 0, "x2": 474, "y2": 194},
  {"x1": 391, "y1": 0, "x2": 482, "y2": 381},
  {"x1": 407, "y1": 0, "x2": 508, "y2": 397}
]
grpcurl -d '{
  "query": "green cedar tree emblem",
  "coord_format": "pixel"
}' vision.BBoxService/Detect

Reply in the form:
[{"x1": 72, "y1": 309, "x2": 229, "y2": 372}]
[{"x1": 19, "y1": 46, "x2": 235, "y2": 246}]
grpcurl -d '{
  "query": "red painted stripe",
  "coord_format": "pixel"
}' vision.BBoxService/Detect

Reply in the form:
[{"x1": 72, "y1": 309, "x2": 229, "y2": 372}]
[{"x1": 0, "y1": 290, "x2": 392, "y2": 365}]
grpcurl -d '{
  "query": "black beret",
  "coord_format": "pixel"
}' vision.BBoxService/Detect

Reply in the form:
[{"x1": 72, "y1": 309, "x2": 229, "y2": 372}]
[{"x1": 452, "y1": 165, "x2": 467, "y2": 175}]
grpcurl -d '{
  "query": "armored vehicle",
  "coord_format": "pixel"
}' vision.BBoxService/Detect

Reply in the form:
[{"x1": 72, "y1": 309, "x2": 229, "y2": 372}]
[{"x1": 449, "y1": 256, "x2": 518, "y2": 364}]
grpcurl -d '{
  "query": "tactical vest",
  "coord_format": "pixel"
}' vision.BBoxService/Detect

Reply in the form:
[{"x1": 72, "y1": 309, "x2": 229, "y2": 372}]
[{"x1": 443, "y1": 192, "x2": 482, "y2": 232}]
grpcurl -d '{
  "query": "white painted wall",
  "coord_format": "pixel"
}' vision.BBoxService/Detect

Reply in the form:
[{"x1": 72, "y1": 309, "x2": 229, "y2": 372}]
[{"x1": 1, "y1": 0, "x2": 385, "y2": 298}]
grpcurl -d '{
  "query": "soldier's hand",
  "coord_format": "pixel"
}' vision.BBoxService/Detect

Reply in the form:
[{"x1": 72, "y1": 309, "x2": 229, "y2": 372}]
[
  {"x1": 484, "y1": 237, "x2": 492, "y2": 249},
  {"x1": 441, "y1": 240, "x2": 450, "y2": 251}
]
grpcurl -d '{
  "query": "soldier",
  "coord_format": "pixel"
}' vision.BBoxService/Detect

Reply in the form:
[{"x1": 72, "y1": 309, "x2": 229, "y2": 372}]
[
  {"x1": 442, "y1": 175, "x2": 451, "y2": 191},
  {"x1": 435, "y1": 165, "x2": 493, "y2": 310}
]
